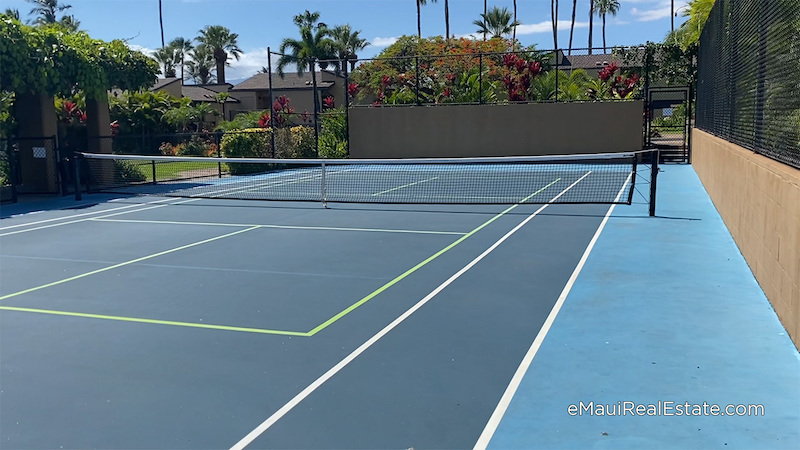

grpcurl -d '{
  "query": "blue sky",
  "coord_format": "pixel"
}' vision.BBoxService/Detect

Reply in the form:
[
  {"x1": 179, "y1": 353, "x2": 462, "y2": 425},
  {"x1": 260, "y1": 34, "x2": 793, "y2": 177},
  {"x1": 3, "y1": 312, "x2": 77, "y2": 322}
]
[{"x1": 4, "y1": 0, "x2": 689, "y2": 83}]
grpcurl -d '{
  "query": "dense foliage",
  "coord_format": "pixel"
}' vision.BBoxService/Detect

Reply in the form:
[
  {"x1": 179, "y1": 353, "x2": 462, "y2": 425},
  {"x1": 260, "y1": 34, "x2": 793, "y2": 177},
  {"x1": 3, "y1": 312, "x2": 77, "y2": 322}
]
[{"x1": 0, "y1": 15, "x2": 158, "y2": 99}]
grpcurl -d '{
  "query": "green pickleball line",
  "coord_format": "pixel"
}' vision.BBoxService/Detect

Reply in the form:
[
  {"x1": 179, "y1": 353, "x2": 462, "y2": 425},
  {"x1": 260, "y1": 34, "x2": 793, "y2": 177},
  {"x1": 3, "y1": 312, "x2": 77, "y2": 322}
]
[{"x1": 305, "y1": 178, "x2": 562, "y2": 336}]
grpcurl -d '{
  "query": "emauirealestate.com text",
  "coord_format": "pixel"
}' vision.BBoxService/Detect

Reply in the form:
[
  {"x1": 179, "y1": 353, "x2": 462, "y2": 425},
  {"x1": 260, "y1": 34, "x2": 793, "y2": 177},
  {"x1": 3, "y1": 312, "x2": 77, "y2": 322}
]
[{"x1": 567, "y1": 401, "x2": 765, "y2": 416}]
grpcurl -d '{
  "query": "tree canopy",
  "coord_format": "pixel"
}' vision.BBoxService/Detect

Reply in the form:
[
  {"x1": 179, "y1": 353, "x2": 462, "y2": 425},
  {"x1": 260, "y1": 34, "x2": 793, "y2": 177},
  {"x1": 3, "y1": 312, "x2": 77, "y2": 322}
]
[{"x1": 0, "y1": 15, "x2": 158, "y2": 99}]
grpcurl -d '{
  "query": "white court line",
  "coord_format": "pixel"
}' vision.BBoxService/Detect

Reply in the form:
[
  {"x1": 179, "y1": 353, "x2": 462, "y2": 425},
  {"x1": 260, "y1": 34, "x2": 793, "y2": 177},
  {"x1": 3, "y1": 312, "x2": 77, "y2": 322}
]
[
  {"x1": 90, "y1": 218, "x2": 467, "y2": 236},
  {"x1": 0, "y1": 198, "x2": 175, "y2": 231},
  {"x1": 229, "y1": 172, "x2": 592, "y2": 450},
  {"x1": 0, "y1": 198, "x2": 199, "y2": 237},
  {"x1": 473, "y1": 172, "x2": 633, "y2": 450},
  {"x1": 371, "y1": 177, "x2": 439, "y2": 196}
]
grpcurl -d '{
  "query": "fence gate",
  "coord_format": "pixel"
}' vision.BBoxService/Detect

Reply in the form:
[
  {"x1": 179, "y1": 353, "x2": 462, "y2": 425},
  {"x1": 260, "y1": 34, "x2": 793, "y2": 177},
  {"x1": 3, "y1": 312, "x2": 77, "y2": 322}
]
[{"x1": 646, "y1": 88, "x2": 690, "y2": 163}]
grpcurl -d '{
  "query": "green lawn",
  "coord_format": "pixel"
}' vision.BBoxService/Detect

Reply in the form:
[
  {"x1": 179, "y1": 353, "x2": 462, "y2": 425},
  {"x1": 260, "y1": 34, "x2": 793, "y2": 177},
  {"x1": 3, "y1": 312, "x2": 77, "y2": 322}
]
[{"x1": 129, "y1": 160, "x2": 230, "y2": 182}]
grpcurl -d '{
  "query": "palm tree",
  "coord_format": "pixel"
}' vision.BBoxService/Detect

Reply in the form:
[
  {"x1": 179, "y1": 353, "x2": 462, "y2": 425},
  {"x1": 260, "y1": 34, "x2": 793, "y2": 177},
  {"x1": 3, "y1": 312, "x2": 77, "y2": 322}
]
[
  {"x1": 473, "y1": 7, "x2": 519, "y2": 40},
  {"x1": 444, "y1": 0, "x2": 450, "y2": 41},
  {"x1": 196, "y1": 25, "x2": 242, "y2": 84},
  {"x1": 186, "y1": 45, "x2": 216, "y2": 84},
  {"x1": 593, "y1": 0, "x2": 620, "y2": 51},
  {"x1": 3, "y1": 8, "x2": 21, "y2": 20},
  {"x1": 512, "y1": 0, "x2": 518, "y2": 44},
  {"x1": 277, "y1": 11, "x2": 334, "y2": 76},
  {"x1": 551, "y1": 0, "x2": 559, "y2": 50},
  {"x1": 415, "y1": 0, "x2": 437, "y2": 38},
  {"x1": 483, "y1": 0, "x2": 487, "y2": 40},
  {"x1": 588, "y1": 0, "x2": 595, "y2": 54},
  {"x1": 169, "y1": 37, "x2": 194, "y2": 84},
  {"x1": 153, "y1": 46, "x2": 178, "y2": 78},
  {"x1": 58, "y1": 14, "x2": 78, "y2": 30},
  {"x1": 158, "y1": 0, "x2": 165, "y2": 47},
  {"x1": 330, "y1": 25, "x2": 368, "y2": 70},
  {"x1": 568, "y1": 0, "x2": 577, "y2": 55},
  {"x1": 25, "y1": 0, "x2": 70, "y2": 25}
]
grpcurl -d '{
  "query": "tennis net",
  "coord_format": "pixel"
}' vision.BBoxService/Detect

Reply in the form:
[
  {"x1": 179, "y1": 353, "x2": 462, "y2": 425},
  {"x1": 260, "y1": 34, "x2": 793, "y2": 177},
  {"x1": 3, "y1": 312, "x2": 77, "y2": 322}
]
[{"x1": 75, "y1": 151, "x2": 657, "y2": 210}]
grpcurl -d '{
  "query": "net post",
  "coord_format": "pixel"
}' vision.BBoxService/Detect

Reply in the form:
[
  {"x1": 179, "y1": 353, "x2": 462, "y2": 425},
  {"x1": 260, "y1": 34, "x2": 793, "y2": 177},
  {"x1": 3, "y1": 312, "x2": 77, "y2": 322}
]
[
  {"x1": 320, "y1": 160, "x2": 327, "y2": 208},
  {"x1": 311, "y1": 58, "x2": 320, "y2": 158},
  {"x1": 649, "y1": 149, "x2": 659, "y2": 217},
  {"x1": 267, "y1": 47, "x2": 276, "y2": 158},
  {"x1": 627, "y1": 160, "x2": 637, "y2": 205},
  {"x1": 73, "y1": 154, "x2": 82, "y2": 201},
  {"x1": 151, "y1": 159, "x2": 157, "y2": 184}
]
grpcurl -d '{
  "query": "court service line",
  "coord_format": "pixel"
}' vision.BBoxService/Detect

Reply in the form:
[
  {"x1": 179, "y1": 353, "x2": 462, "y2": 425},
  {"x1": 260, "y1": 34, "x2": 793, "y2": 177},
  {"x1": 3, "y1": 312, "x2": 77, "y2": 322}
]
[
  {"x1": 0, "y1": 197, "x2": 175, "y2": 231},
  {"x1": 89, "y1": 218, "x2": 466, "y2": 236},
  {"x1": 0, "y1": 226, "x2": 260, "y2": 301},
  {"x1": 473, "y1": 172, "x2": 633, "y2": 450},
  {"x1": 0, "y1": 198, "x2": 199, "y2": 237},
  {"x1": 229, "y1": 173, "x2": 592, "y2": 449},
  {"x1": 0, "y1": 306, "x2": 311, "y2": 336},
  {"x1": 371, "y1": 177, "x2": 439, "y2": 196}
]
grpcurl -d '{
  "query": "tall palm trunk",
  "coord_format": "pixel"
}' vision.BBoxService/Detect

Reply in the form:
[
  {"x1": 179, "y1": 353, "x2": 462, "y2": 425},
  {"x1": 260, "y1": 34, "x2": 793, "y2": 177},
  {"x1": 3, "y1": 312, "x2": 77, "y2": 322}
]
[
  {"x1": 588, "y1": 0, "x2": 594, "y2": 54},
  {"x1": 512, "y1": 0, "x2": 517, "y2": 45},
  {"x1": 417, "y1": 0, "x2": 422, "y2": 38},
  {"x1": 483, "y1": 0, "x2": 487, "y2": 40},
  {"x1": 602, "y1": 13, "x2": 606, "y2": 51},
  {"x1": 551, "y1": 0, "x2": 558, "y2": 50},
  {"x1": 158, "y1": 0, "x2": 165, "y2": 47},
  {"x1": 568, "y1": 0, "x2": 577, "y2": 55},
  {"x1": 214, "y1": 49, "x2": 226, "y2": 84},
  {"x1": 444, "y1": 0, "x2": 450, "y2": 42},
  {"x1": 671, "y1": 0, "x2": 675, "y2": 31}
]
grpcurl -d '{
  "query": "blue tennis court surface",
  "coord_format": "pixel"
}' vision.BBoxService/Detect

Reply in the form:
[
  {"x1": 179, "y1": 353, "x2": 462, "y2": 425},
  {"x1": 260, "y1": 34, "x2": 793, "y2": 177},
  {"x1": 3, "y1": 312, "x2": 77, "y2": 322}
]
[{"x1": 0, "y1": 165, "x2": 797, "y2": 448}]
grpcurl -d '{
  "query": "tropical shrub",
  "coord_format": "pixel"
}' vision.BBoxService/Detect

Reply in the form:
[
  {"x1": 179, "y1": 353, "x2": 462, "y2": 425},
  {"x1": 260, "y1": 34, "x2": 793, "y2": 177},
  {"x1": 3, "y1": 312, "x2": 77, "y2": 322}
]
[
  {"x1": 319, "y1": 109, "x2": 347, "y2": 158},
  {"x1": 114, "y1": 160, "x2": 147, "y2": 182},
  {"x1": 220, "y1": 128, "x2": 271, "y2": 174},
  {"x1": 215, "y1": 110, "x2": 269, "y2": 131}
]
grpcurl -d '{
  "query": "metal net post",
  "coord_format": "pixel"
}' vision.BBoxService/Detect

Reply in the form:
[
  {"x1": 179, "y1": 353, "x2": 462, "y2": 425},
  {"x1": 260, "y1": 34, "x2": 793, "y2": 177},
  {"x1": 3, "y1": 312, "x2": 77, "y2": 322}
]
[
  {"x1": 267, "y1": 47, "x2": 276, "y2": 158},
  {"x1": 311, "y1": 58, "x2": 320, "y2": 158}
]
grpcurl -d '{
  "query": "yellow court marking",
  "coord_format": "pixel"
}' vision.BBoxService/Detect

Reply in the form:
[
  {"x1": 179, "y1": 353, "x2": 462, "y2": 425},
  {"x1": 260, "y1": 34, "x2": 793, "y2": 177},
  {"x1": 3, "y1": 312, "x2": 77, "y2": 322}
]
[
  {"x1": 90, "y1": 218, "x2": 466, "y2": 235},
  {"x1": 0, "y1": 306, "x2": 310, "y2": 336},
  {"x1": 0, "y1": 226, "x2": 260, "y2": 301},
  {"x1": 2, "y1": 178, "x2": 562, "y2": 335}
]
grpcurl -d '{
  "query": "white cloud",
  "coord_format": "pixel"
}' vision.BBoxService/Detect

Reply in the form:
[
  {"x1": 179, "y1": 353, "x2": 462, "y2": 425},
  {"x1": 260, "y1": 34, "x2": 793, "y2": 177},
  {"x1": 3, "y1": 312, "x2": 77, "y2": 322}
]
[
  {"x1": 370, "y1": 36, "x2": 399, "y2": 48},
  {"x1": 129, "y1": 44, "x2": 155, "y2": 57},
  {"x1": 516, "y1": 20, "x2": 589, "y2": 35},
  {"x1": 630, "y1": 0, "x2": 690, "y2": 22}
]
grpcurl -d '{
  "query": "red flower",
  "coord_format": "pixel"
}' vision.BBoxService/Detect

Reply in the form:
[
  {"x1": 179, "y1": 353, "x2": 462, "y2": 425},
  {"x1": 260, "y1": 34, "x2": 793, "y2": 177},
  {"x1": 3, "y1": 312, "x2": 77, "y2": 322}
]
[
  {"x1": 77, "y1": 111, "x2": 87, "y2": 124},
  {"x1": 347, "y1": 82, "x2": 359, "y2": 97},
  {"x1": 442, "y1": 88, "x2": 451, "y2": 97},
  {"x1": 381, "y1": 75, "x2": 392, "y2": 87},
  {"x1": 301, "y1": 110, "x2": 311, "y2": 123},
  {"x1": 503, "y1": 54, "x2": 518, "y2": 68},
  {"x1": 258, "y1": 113, "x2": 271, "y2": 128},
  {"x1": 598, "y1": 62, "x2": 619, "y2": 82},
  {"x1": 322, "y1": 96, "x2": 335, "y2": 109},
  {"x1": 445, "y1": 73, "x2": 457, "y2": 84},
  {"x1": 528, "y1": 61, "x2": 542, "y2": 76},
  {"x1": 515, "y1": 58, "x2": 527, "y2": 73},
  {"x1": 520, "y1": 74, "x2": 531, "y2": 90}
]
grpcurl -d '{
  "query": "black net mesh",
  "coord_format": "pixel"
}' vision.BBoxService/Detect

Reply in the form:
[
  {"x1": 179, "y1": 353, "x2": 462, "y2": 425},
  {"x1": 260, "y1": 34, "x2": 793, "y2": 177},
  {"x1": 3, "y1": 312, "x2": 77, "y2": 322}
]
[
  {"x1": 79, "y1": 152, "x2": 649, "y2": 205},
  {"x1": 695, "y1": 0, "x2": 800, "y2": 169}
]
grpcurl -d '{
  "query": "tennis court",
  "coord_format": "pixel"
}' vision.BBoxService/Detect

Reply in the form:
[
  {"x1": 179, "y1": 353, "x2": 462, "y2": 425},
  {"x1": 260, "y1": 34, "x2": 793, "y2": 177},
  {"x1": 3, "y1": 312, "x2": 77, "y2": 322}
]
[{"x1": 0, "y1": 153, "x2": 649, "y2": 448}]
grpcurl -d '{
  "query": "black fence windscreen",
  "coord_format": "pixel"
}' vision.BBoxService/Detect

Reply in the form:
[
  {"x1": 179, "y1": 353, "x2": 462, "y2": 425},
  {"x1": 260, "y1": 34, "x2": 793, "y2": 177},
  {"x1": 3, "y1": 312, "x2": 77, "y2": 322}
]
[{"x1": 695, "y1": 0, "x2": 800, "y2": 169}]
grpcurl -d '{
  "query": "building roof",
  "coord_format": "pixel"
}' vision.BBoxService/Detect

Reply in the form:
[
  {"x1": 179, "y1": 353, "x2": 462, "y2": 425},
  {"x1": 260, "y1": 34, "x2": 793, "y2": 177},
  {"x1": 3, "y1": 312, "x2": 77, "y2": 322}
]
[
  {"x1": 152, "y1": 77, "x2": 181, "y2": 90},
  {"x1": 232, "y1": 72, "x2": 335, "y2": 91},
  {"x1": 196, "y1": 83, "x2": 233, "y2": 93},
  {"x1": 561, "y1": 50, "x2": 644, "y2": 70},
  {"x1": 181, "y1": 85, "x2": 240, "y2": 103}
]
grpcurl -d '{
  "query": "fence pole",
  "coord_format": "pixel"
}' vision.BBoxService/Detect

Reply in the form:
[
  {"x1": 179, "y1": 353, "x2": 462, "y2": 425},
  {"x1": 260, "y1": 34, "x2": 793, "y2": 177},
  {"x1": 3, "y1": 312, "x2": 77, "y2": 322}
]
[
  {"x1": 343, "y1": 60, "x2": 350, "y2": 157},
  {"x1": 216, "y1": 131, "x2": 222, "y2": 177},
  {"x1": 311, "y1": 58, "x2": 320, "y2": 157},
  {"x1": 478, "y1": 53, "x2": 483, "y2": 104},
  {"x1": 415, "y1": 56, "x2": 421, "y2": 106},
  {"x1": 73, "y1": 154, "x2": 82, "y2": 201},
  {"x1": 267, "y1": 47, "x2": 276, "y2": 158},
  {"x1": 554, "y1": 50, "x2": 559, "y2": 102},
  {"x1": 8, "y1": 142, "x2": 17, "y2": 203}
]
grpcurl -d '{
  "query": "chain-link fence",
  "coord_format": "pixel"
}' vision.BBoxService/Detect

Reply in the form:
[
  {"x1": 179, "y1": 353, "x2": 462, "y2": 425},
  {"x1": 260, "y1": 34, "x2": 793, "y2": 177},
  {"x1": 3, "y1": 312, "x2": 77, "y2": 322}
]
[{"x1": 696, "y1": 0, "x2": 800, "y2": 169}]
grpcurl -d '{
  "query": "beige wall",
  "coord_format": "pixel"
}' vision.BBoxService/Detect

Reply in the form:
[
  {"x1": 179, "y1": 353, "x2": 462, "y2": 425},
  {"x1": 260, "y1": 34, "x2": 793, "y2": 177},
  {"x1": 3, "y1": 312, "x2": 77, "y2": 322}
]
[
  {"x1": 692, "y1": 129, "x2": 800, "y2": 350},
  {"x1": 349, "y1": 101, "x2": 644, "y2": 158}
]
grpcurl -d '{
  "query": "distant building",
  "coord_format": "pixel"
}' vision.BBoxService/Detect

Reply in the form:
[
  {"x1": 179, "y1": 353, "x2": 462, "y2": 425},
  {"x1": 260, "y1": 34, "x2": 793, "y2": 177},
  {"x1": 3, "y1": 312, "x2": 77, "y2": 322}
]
[
  {"x1": 229, "y1": 71, "x2": 345, "y2": 119},
  {"x1": 149, "y1": 77, "x2": 241, "y2": 126}
]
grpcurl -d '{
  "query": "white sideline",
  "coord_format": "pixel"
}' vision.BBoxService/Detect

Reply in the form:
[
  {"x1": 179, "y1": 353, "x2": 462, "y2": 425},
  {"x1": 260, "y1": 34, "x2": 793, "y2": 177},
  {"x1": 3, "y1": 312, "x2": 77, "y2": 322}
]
[
  {"x1": 229, "y1": 172, "x2": 592, "y2": 450},
  {"x1": 472, "y1": 172, "x2": 634, "y2": 450}
]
